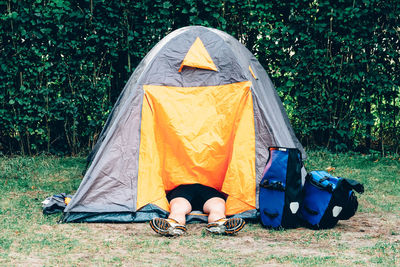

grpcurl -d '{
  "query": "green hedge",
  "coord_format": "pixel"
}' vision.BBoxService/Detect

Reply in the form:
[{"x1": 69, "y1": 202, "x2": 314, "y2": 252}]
[{"x1": 1, "y1": 0, "x2": 399, "y2": 155}]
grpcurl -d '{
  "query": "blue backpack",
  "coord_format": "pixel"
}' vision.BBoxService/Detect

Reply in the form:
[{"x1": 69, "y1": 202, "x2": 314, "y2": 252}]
[
  {"x1": 259, "y1": 147, "x2": 303, "y2": 229},
  {"x1": 300, "y1": 171, "x2": 364, "y2": 229}
]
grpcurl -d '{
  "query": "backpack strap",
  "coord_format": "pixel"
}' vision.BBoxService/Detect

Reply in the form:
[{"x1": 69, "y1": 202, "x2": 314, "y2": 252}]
[
  {"x1": 306, "y1": 174, "x2": 334, "y2": 193},
  {"x1": 260, "y1": 179, "x2": 286, "y2": 191},
  {"x1": 263, "y1": 210, "x2": 279, "y2": 219},
  {"x1": 341, "y1": 178, "x2": 364, "y2": 194}
]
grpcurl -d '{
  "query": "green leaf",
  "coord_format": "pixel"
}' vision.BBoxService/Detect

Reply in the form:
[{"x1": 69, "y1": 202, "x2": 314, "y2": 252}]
[{"x1": 163, "y1": 1, "x2": 172, "y2": 9}]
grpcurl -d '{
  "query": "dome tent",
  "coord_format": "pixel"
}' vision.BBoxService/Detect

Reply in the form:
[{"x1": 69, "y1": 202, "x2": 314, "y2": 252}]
[{"x1": 63, "y1": 26, "x2": 305, "y2": 223}]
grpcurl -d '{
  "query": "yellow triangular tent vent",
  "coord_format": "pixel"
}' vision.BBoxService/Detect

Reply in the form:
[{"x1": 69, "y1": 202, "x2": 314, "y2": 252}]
[{"x1": 179, "y1": 37, "x2": 218, "y2": 72}]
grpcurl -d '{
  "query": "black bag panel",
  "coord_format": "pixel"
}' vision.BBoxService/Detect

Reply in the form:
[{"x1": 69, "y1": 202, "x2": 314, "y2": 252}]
[
  {"x1": 338, "y1": 191, "x2": 359, "y2": 220},
  {"x1": 316, "y1": 179, "x2": 347, "y2": 229},
  {"x1": 281, "y1": 148, "x2": 303, "y2": 228},
  {"x1": 334, "y1": 178, "x2": 362, "y2": 221}
]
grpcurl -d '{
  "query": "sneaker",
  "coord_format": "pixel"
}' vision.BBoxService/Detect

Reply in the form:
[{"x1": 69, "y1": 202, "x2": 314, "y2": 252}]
[
  {"x1": 206, "y1": 218, "x2": 246, "y2": 235},
  {"x1": 149, "y1": 218, "x2": 187, "y2": 237}
]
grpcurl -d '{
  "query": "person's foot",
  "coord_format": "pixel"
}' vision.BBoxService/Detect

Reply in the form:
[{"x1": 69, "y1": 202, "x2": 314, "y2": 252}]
[
  {"x1": 149, "y1": 218, "x2": 187, "y2": 237},
  {"x1": 206, "y1": 218, "x2": 246, "y2": 235}
]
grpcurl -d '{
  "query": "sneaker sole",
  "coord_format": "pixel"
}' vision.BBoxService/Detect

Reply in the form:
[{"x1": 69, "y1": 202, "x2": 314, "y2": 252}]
[
  {"x1": 149, "y1": 219, "x2": 186, "y2": 237},
  {"x1": 206, "y1": 219, "x2": 246, "y2": 235}
]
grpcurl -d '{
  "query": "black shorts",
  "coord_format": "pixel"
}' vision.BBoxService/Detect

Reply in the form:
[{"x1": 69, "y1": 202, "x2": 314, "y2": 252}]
[{"x1": 166, "y1": 184, "x2": 226, "y2": 211}]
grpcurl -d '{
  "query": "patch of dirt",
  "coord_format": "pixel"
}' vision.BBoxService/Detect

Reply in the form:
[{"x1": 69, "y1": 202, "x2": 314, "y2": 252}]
[
  {"x1": 187, "y1": 212, "x2": 399, "y2": 264},
  {"x1": 23, "y1": 212, "x2": 400, "y2": 266}
]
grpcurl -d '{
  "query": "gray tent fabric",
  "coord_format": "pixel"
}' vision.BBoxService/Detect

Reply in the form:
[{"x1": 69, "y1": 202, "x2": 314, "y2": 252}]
[{"x1": 63, "y1": 26, "x2": 305, "y2": 223}]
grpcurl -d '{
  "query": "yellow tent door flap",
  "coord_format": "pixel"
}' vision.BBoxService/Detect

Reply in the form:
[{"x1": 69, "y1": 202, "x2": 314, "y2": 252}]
[{"x1": 137, "y1": 81, "x2": 256, "y2": 215}]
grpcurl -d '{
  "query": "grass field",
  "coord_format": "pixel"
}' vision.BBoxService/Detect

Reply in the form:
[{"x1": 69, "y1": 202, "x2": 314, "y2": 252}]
[{"x1": 0, "y1": 150, "x2": 399, "y2": 266}]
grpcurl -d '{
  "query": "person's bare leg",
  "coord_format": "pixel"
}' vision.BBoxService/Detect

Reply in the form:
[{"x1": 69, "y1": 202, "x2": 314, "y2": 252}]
[
  {"x1": 203, "y1": 197, "x2": 245, "y2": 234},
  {"x1": 168, "y1": 197, "x2": 192, "y2": 225},
  {"x1": 203, "y1": 197, "x2": 226, "y2": 223}
]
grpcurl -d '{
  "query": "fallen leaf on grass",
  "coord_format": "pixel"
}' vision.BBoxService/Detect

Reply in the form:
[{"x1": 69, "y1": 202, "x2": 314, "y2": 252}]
[{"x1": 326, "y1": 166, "x2": 335, "y2": 172}]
